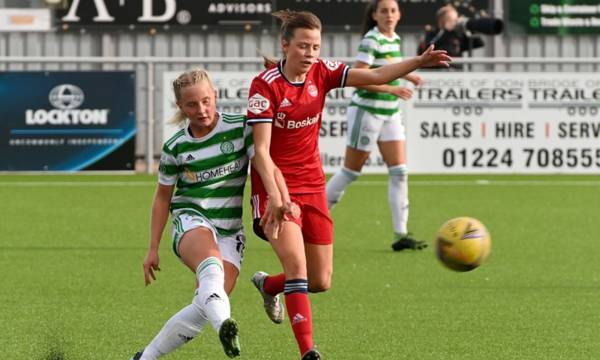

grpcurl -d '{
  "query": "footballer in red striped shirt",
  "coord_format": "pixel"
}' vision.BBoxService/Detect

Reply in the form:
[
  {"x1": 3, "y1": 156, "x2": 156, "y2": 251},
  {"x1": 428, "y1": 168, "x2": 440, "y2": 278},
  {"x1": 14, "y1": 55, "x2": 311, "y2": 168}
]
[{"x1": 247, "y1": 58, "x2": 349, "y2": 195}]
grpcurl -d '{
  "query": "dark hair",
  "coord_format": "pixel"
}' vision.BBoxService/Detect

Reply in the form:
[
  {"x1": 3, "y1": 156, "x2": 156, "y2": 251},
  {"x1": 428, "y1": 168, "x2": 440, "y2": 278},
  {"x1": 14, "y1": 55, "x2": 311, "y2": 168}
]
[
  {"x1": 258, "y1": 49, "x2": 279, "y2": 69},
  {"x1": 260, "y1": 10, "x2": 322, "y2": 68},
  {"x1": 361, "y1": 0, "x2": 400, "y2": 36},
  {"x1": 272, "y1": 9, "x2": 322, "y2": 42}
]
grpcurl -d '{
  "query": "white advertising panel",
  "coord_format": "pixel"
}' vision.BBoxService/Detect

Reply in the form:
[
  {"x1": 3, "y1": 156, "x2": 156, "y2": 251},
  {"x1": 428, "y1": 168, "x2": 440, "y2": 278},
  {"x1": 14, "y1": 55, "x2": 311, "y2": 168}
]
[
  {"x1": 0, "y1": 9, "x2": 51, "y2": 32},
  {"x1": 162, "y1": 71, "x2": 388, "y2": 173},
  {"x1": 406, "y1": 72, "x2": 600, "y2": 173}
]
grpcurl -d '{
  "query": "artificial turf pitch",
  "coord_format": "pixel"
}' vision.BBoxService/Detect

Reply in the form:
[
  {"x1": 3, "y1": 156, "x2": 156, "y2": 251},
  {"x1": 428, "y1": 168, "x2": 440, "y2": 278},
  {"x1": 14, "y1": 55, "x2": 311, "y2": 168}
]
[{"x1": 1, "y1": 174, "x2": 598, "y2": 359}]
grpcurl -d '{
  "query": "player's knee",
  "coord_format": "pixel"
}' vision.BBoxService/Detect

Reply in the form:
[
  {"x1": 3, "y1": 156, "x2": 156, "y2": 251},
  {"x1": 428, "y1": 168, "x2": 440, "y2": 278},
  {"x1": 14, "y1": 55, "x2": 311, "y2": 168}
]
[
  {"x1": 327, "y1": 167, "x2": 361, "y2": 209},
  {"x1": 309, "y1": 272, "x2": 332, "y2": 293},
  {"x1": 342, "y1": 167, "x2": 361, "y2": 182},
  {"x1": 196, "y1": 257, "x2": 224, "y2": 280},
  {"x1": 388, "y1": 164, "x2": 407, "y2": 181},
  {"x1": 309, "y1": 279, "x2": 331, "y2": 293},
  {"x1": 282, "y1": 259, "x2": 307, "y2": 280}
]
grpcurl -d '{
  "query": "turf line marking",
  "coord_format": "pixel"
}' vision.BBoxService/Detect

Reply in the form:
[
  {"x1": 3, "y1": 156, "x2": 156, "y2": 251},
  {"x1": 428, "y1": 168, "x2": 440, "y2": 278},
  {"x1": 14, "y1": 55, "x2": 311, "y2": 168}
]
[
  {"x1": 0, "y1": 181, "x2": 156, "y2": 187},
  {"x1": 355, "y1": 180, "x2": 600, "y2": 187},
  {"x1": 0, "y1": 246, "x2": 146, "y2": 251},
  {"x1": 1, "y1": 180, "x2": 600, "y2": 187}
]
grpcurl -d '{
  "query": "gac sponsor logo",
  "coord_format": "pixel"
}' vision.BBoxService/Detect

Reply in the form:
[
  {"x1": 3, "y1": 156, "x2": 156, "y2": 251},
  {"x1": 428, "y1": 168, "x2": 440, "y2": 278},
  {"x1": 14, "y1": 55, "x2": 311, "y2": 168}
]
[
  {"x1": 248, "y1": 93, "x2": 270, "y2": 115},
  {"x1": 287, "y1": 114, "x2": 319, "y2": 129},
  {"x1": 323, "y1": 59, "x2": 342, "y2": 71}
]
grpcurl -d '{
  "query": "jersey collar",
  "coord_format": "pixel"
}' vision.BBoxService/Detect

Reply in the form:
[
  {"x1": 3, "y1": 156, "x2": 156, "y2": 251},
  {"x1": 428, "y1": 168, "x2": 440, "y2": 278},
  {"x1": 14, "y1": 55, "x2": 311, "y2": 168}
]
[
  {"x1": 278, "y1": 59, "x2": 307, "y2": 87},
  {"x1": 185, "y1": 112, "x2": 222, "y2": 141},
  {"x1": 374, "y1": 26, "x2": 400, "y2": 40}
]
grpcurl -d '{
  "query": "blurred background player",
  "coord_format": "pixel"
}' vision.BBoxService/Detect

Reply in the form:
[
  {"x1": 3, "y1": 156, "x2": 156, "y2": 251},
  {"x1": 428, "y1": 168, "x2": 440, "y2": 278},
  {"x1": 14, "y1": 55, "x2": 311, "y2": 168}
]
[
  {"x1": 131, "y1": 68, "x2": 250, "y2": 360},
  {"x1": 247, "y1": 9, "x2": 450, "y2": 360},
  {"x1": 418, "y1": 4, "x2": 484, "y2": 70},
  {"x1": 326, "y1": 0, "x2": 427, "y2": 252}
]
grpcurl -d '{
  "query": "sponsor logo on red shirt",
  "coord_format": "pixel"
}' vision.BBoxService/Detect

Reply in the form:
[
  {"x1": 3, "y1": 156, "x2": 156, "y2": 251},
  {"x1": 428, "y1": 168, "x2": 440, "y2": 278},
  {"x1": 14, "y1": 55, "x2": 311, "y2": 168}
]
[
  {"x1": 323, "y1": 59, "x2": 342, "y2": 71},
  {"x1": 248, "y1": 93, "x2": 270, "y2": 115},
  {"x1": 275, "y1": 112, "x2": 286, "y2": 128},
  {"x1": 287, "y1": 114, "x2": 319, "y2": 129}
]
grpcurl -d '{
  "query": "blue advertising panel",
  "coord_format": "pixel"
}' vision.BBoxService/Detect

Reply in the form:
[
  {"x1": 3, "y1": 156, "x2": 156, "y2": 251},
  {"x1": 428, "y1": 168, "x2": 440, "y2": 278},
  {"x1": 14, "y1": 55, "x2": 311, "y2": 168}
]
[{"x1": 0, "y1": 71, "x2": 136, "y2": 171}]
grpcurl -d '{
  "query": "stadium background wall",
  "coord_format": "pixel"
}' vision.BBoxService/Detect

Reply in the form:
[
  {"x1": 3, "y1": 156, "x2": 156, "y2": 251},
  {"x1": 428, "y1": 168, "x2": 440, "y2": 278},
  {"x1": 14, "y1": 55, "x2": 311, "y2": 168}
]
[{"x1": 1, "y1": 0, "x2": 599, "y2": 171}]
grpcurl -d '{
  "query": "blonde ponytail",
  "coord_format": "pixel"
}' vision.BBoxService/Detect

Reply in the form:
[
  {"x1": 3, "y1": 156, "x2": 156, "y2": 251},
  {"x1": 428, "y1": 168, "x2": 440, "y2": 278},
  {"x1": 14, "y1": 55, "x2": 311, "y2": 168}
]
[{"x1": 169, "y1": 110, "x2": 188, "y2": 126}]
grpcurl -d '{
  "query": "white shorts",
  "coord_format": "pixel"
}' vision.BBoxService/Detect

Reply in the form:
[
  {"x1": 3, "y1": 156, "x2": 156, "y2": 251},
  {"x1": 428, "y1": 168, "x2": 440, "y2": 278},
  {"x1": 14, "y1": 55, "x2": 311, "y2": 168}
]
[
  {"x1": 346, "y1": 105, "x2": 406, "y2": 152},
  {"x1": 171, "y1": 212, "x2": 245, "y2": 271}
]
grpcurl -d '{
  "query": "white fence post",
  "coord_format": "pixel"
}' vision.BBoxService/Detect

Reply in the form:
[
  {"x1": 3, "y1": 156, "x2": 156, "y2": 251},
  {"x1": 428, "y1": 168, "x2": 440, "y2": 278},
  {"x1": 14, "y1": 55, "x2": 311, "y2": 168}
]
[{"x1": 146, "y1": 60, "x2": 155, "y2": 174}]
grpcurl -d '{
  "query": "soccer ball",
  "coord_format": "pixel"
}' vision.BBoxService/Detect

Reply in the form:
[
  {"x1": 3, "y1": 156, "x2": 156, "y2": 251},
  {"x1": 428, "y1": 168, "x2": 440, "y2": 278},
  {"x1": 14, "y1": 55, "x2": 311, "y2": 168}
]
[{"x1": 435, "y1": 217, "x2": 491, "y2": 272}]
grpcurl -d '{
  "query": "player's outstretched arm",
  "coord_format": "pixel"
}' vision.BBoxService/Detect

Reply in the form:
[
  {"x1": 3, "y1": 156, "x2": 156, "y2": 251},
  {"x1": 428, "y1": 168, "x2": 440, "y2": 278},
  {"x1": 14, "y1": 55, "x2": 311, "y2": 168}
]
[
  {"x1": 251, "y1": 123, "x2": 285, "y2": 239},
  {"x1": 350, "y1": 61, "x2": 416, "y2": 99},
  {"x1": 350, "y1": 61, "x2": 394, "y2": 94},
  {"x1": 144, "y1": 183, "x2": 174, "y2": 286},
  {"x1": 346, "y1": 45, "x2": 450, "y2": 87}
]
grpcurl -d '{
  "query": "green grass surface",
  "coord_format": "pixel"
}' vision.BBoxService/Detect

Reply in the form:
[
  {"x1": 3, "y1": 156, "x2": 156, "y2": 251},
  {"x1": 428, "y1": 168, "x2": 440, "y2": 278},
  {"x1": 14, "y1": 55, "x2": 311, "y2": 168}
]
[{"x1": 1, "y1": 174, "x2": 599, "y2": 359}]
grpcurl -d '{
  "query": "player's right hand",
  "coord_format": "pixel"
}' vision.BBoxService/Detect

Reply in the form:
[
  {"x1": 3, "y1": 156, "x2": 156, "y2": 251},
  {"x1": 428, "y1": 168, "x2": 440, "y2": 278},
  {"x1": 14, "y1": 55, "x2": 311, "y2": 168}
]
[
  {"x1": 143, "y1": 250, "x2": 161, "y2": 286},
  {"x1": 390, "y1": 87, "x2": 413, "y2": 100},
  {"x1": 261, "y1": 196, "x2": 284, "y2": 240}
]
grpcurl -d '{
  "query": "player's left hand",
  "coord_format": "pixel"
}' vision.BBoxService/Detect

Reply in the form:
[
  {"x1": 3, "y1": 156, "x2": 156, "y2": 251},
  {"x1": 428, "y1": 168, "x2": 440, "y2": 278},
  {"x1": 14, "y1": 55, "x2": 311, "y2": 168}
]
[
  {"x1": 418, "y1": 45, "x2": 451, "y2": 68},
  {"x1": 143, "y1": 250, "x2": 161, "y2": 286},
  {"x1": 283, "y1": 201, "x2": 301, "y2": 220}
]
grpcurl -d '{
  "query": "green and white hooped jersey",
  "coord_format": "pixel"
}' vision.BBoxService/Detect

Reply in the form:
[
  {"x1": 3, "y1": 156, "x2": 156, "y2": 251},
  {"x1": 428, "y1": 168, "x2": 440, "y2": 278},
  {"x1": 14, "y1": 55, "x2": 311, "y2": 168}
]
[
  {"x1": 158, "y1": 112, "x2": 254, "y2": 236},
  {"x1": 350, "y1": 26, "x2": 403, "y2": 116}
]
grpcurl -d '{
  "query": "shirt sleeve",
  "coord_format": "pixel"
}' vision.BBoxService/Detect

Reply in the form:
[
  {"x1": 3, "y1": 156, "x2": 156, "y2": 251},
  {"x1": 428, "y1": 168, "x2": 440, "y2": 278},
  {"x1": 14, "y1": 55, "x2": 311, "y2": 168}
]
[
  {"x1": 158, "y1": 145, "x2": 178, "y2": 185},
  {"x1": 355, "y1": 36, "x2": 378, "y2": 65},
  {"x1": 246, "y1": 78, "x2": 275, "y2": 125},
  {"x1": 320, "y1": 59, "x2": 350, "y2": 93},
  {"x1": 243, "y1": 120, "x2": 255, "y2": 159}
]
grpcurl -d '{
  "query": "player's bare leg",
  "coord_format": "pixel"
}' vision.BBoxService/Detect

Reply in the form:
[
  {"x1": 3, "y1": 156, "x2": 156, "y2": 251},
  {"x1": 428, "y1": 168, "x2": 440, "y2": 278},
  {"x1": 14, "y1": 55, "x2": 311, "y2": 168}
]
[
  {"x1": 223, "y1": 261, "x2": 239, "y2": 295},
  {"x1": 135, "y1": 228, "x2": 240, "y2": 359},
  {"x1": 305, "y1": 243, "x2": 333, "y2": 293}
]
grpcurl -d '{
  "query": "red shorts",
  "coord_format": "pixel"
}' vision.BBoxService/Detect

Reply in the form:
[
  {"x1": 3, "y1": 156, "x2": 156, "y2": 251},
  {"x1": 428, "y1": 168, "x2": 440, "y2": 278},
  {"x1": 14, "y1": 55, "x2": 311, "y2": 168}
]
[{"x1": 250, "y1": 192, "x2": 333, "y2": 245}]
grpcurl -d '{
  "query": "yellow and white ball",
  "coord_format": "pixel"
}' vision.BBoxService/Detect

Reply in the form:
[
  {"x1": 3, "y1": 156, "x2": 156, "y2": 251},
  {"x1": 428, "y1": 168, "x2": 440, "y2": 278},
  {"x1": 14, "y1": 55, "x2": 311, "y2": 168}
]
[{"x1": 435, "y1": 217, "x2": 491, "y2": 272}]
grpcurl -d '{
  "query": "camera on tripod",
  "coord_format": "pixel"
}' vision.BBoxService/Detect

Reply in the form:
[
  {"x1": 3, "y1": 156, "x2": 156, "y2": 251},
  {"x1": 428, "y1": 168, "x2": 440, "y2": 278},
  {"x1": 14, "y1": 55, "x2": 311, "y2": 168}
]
[
  {"x1": 417, "y1": 5, "x2": 504, "y2": 69},
  {"x1": 456, "y1": 16, "x2": 504, "y2": 36}
]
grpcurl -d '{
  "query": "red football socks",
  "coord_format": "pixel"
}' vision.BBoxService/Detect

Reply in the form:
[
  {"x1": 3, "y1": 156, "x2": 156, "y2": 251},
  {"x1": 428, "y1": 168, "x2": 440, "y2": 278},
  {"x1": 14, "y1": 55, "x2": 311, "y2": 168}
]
[
  {"x1": 263, "y1": 273, "x2": 285, "y2": 296},
  {"x1": 284, "y1": 280, "x2": 313, "y2": 356}
]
